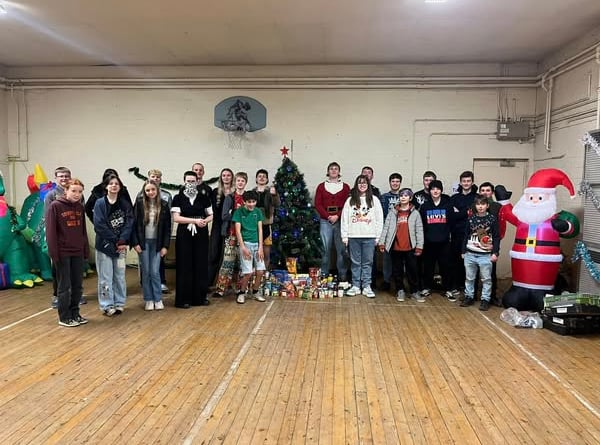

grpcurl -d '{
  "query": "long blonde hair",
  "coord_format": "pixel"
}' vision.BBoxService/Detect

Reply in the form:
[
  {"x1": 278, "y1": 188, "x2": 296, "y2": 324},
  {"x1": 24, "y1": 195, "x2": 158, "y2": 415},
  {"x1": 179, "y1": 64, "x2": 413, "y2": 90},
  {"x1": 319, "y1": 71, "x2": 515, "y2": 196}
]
[
  {"x1": 141, "y1": 180, "x2": 161, "y2": 226},
  {"x1": 216, "y1": 168, "x2": 234, "y2": 206}
]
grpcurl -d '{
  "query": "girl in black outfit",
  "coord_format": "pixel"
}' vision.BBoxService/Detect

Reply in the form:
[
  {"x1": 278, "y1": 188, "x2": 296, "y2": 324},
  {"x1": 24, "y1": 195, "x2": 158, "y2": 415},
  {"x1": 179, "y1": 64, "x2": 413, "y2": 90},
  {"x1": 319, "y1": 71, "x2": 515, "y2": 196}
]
[{"x1": 171, "y1": 171, "x2": 214, "y2": 308}]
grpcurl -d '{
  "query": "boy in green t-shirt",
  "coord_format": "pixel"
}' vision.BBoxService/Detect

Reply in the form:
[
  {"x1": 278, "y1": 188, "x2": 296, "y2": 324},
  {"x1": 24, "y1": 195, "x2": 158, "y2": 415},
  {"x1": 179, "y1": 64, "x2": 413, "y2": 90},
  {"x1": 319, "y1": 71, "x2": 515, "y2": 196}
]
[{"x1": 232, "y1": 190, "x2": 266, "y2": 304}]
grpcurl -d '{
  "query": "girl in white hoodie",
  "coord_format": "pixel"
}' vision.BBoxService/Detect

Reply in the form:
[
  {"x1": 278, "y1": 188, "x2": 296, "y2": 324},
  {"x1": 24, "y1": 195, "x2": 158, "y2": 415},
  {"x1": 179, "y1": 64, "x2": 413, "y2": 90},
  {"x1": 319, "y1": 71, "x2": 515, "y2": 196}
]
[{"x1": 341, "y1": 175, "x2": 384, "y2": 297}]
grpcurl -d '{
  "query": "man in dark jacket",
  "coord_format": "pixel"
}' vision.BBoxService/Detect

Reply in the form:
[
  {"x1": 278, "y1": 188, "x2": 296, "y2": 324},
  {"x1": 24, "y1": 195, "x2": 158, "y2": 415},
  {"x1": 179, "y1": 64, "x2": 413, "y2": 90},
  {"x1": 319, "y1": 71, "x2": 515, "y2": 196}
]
[{"x1": 449, "y1": 171, "x2": 477, "y2": 298}]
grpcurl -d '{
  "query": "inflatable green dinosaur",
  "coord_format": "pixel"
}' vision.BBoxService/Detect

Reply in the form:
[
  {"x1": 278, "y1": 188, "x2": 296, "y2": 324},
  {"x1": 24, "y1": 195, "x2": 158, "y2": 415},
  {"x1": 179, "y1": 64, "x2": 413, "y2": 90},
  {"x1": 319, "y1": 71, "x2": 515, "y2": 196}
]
[
  {"x1": 0, "y1": 172, "x2": 43, "y2": 288},
  {"x1": 21, "y1": 165, "x2": 53, "y2": 281}
]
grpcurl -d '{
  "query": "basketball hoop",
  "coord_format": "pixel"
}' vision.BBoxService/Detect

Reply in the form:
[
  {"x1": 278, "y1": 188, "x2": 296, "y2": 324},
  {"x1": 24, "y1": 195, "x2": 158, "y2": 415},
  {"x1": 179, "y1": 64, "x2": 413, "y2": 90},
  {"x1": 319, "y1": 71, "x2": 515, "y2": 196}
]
[
  {"x1": 215, "y1": 97, "x2": 266, "y2": 150},
  {"x1": 224, "y1": 128, "x2": 247, "y2": 150}
]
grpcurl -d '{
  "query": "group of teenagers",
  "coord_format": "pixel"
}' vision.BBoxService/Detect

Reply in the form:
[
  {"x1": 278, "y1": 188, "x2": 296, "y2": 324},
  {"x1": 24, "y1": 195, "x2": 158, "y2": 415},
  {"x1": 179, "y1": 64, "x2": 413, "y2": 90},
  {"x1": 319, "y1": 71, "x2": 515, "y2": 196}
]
[
  {"x1": 44, "y1": 160, "x2": 501, "y2": 328},
  {"x1": 317, "y1": 163, "x2": 501, "y2": 311},
  {"x1": 44, "y1": 163, "x2": 281, "y2": 327}
]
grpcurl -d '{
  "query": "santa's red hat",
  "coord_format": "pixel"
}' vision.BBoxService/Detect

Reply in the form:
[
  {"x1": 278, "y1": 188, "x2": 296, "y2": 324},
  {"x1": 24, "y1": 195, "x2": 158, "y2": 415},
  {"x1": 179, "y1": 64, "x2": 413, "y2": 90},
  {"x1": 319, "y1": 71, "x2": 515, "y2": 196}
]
[{"x1": 525, "y1": 168, "x2": 576, "y2": 197}]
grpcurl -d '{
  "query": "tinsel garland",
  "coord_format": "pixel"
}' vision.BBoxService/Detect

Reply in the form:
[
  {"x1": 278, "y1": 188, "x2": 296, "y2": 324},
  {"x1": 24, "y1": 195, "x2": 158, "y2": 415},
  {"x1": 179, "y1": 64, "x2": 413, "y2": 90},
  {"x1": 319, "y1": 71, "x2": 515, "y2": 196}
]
[
  {"x1": 582, "y1": 131, "x2": 600, "y2": 157},
  {"x1": 579, "y1": 180, "x2": 600, "y2": 212},
  {"x1": 128, "y1": 167, "x2": 218, "y2": 191},
  {"x1": 572, "y1": 241, "x2": 600, "y2": 282},
  {"x1": 574, "y1": 131, "x2": 600, "y2": 283}
]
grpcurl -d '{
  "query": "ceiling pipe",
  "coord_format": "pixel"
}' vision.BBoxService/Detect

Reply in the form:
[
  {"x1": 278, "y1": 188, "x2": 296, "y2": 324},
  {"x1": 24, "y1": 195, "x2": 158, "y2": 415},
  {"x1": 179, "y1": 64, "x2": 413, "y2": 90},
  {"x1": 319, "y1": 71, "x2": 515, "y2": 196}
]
[
  {"x1": 543, "y1": 77, "x2": 554, "y2": 152},
  {"x1": 538, "y1": 42, "x2": 600, "y2": 154},
  {"x1": 596, "y1": 46, "x2": 600, "y2": 129},
  {"x1": 540, "y1": 41, "x2": 600, "y2": 87},
  {"x1": 7, "y1": 82, "x2": 538, "y2": 90},
  {"x1": 9, "y1": 75, "x2": 538, "y2": 84},
  {"x1": 4, "y1": 75, "x2": 539, "y2": 90},
  {"x1": 541, "y1": 54, "x2": 596, "y2": 88}
]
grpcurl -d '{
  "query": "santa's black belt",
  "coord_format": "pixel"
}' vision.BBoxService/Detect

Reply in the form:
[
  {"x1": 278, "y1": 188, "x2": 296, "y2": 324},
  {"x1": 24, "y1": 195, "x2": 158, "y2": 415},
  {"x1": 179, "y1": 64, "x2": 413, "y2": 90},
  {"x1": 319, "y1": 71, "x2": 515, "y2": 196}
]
[{"x1": 514, "y1": 238, "x2": 560, "y2": 247}]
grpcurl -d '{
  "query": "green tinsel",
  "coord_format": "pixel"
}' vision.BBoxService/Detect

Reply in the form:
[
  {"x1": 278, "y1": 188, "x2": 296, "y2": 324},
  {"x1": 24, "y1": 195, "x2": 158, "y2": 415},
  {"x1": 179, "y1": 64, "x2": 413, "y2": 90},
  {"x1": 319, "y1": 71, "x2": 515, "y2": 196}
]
[{"x1": 128, "y1": 167, "x2": 218, "y2": 191}]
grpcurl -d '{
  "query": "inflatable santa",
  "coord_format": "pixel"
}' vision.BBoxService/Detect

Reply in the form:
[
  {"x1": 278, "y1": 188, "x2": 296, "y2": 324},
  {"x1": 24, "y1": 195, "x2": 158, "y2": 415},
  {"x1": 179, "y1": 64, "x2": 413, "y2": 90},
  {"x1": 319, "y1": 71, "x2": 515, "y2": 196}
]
[{"x1": 495, "y1": 168, "x2": 580, "y2": 312}]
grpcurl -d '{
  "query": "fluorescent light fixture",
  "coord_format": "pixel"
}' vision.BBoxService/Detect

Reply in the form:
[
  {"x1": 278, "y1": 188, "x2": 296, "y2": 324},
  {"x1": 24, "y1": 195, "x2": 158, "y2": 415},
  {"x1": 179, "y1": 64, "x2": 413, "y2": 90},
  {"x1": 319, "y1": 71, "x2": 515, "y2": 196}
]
[
  {"x1": 0, "y1": 4, "x2": 7, "y2": 14},
  {"x1": 424, "y1": 0, "x2": 447, "y2": 3}
]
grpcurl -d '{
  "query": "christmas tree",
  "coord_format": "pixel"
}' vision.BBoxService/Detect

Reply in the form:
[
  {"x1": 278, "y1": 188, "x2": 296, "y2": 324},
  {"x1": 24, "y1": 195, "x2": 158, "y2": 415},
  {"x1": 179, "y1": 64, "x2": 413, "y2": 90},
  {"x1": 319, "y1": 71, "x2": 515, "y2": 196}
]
[{"x1": 270, "y1": 154, "x2": 322, "y2": 271}]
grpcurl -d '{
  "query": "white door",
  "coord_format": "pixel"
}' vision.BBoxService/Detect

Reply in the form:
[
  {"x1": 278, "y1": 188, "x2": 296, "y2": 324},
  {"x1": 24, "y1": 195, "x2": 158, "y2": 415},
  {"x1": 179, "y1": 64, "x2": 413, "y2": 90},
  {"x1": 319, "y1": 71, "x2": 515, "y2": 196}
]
[{"x1": 473, "y1": 159, "x2": 529, "y2": 279}]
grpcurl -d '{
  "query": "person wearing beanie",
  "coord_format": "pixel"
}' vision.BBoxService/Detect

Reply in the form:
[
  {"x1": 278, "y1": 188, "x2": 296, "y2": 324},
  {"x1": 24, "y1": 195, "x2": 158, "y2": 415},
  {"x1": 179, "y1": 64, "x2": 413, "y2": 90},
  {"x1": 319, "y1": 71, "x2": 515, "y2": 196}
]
[
  {"x1": 418, "y1": 179, "x2": 456, "y2": 302},
  {"x1": 378, "y1": 187, "x2": 424, "y2": 302}
]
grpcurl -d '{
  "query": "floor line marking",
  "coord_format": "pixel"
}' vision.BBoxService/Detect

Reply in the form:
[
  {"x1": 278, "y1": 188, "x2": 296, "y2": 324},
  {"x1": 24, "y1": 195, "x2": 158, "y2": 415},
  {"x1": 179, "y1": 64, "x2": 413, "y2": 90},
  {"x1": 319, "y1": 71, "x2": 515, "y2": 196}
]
[
  {"x1": 183, "y1": 300, "x2": 275, "y2": 445},
  {"x1": 0, "y1": 308, "x2": 53, "y2": 332},
  {"x1": 481, "y1": 312, "x2": 599, "y2": 419}
]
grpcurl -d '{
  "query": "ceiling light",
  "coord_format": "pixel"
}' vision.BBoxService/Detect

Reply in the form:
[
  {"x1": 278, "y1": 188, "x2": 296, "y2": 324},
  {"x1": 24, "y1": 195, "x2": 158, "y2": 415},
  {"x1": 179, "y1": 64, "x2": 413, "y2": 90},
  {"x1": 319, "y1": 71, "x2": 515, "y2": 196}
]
[
  {"x1": 0, "y1": 4, "x2": 7, "y2": 14},
  {"x1": 424, "y1": 0, "x2": 447, "y2": 3}
]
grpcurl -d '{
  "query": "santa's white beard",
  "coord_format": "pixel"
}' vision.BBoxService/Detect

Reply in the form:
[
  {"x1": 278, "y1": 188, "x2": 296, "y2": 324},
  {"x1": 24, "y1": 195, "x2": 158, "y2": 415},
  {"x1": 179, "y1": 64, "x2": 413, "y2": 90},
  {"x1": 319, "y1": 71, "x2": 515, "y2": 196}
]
[{"x1": 513, "y1": 194, "x2": 556, "y2": 224}]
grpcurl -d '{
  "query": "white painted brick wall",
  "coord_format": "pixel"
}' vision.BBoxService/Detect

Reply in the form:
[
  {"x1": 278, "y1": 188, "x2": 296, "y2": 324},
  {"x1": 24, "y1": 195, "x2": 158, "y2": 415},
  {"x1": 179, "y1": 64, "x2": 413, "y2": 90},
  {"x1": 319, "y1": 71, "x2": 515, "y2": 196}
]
[
  {"x1": 6, "y1": 86, "x2": 539, "y2": 206},
  {"x1": 1, "y1": 56, "x2": 598, "y2": 270}
]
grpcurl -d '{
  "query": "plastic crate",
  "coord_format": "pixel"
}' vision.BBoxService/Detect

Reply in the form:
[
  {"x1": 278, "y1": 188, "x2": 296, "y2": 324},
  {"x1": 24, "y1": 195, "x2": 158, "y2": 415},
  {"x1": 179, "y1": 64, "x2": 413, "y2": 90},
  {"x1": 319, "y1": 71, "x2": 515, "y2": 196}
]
[
  {"x1": 543, "y1": 293, "x2": 600, "y2": 309},
  {"x1": 547, "y1": 303, "x2": 600, "y2": 316},
  {"x1": 542, "y1": 314, "x2": 600, "y2": 336}
]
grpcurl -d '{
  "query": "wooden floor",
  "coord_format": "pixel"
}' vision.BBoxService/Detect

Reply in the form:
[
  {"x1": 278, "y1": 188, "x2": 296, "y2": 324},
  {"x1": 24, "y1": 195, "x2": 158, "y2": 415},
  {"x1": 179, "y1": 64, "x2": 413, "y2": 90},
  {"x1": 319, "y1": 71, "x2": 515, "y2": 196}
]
[{"x1": 1, "y1": 269, "x2": 600, "y2": 444}]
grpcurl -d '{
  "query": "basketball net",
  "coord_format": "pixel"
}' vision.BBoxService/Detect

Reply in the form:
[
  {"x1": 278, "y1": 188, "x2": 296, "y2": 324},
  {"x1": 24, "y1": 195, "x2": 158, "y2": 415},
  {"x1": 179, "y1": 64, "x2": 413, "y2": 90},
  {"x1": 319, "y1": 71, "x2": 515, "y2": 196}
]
[{"x1": 225, "y1": 129, "x2": 246, "y2": 150}]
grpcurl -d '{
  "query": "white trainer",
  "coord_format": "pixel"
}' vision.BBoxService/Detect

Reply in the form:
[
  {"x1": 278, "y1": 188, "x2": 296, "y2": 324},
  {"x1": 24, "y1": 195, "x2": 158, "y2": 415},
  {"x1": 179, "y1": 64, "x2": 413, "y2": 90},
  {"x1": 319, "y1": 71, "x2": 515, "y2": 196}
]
[
  {"x1": 396, "y1": 290, "x2": 405, "y2": 302},
  {"x1": 363, "y1": 286, "x2": 375, "y2": 298},
  {"x1": 346, "y1": 286, "x2": 360, "y2": 297}
]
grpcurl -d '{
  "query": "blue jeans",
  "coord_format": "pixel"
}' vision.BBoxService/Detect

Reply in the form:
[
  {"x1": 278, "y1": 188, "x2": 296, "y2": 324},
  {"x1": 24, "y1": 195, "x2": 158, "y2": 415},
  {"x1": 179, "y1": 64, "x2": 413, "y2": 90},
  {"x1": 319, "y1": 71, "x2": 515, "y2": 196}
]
[
  {"x1": 238, "y1": 241, "x2": 266, "y2": 274},
  {"x1": 96, "y1": 250, "x2": 127, "y2": 310},
  {"x1": 320, "y1": 219, "x2": 348, "y2": 278},
  {"x1": 464, "y1": 252, "x2": 493, "y2": 301},
  {"x1": 348, "y1": 238, "x2": 376, "y2": 289},
  {"x1": 139, "y1": 239, "x2": 162, "y2": 302}
]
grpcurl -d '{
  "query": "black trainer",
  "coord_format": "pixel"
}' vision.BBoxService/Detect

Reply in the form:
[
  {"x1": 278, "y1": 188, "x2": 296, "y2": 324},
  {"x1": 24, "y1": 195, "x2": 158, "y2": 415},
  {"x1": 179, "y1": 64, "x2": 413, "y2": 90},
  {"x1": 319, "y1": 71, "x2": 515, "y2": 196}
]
[
  {"x1": 75, "y1": 315, "x2": 89, "y2": 325},
  {"x1": 460, "y1": 298, "x2": 474, "y2": 307},
  {"x1": 479, "y1": 300, "x2": 490, "y2": 311}
]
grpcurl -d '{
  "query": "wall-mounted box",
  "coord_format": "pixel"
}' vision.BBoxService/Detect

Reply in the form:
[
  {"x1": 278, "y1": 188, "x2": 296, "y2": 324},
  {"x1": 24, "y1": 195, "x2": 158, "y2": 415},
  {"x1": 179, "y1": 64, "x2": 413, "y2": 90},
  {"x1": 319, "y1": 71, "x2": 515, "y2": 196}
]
[{"x1": 496, "y1": 121, "x2": 530, "y2": 140}]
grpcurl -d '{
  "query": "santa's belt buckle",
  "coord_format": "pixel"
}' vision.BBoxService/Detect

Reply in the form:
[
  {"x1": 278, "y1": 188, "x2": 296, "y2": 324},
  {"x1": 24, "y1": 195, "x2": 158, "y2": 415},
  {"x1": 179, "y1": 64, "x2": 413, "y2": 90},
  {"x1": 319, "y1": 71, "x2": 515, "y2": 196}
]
[
  {"x1": 526, "y1": 237, "x2": 536, "y2": 247},
  {"x1": 327, "y1": 206, "x2": 338, "y2": 214}
]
